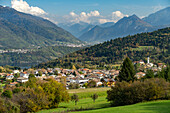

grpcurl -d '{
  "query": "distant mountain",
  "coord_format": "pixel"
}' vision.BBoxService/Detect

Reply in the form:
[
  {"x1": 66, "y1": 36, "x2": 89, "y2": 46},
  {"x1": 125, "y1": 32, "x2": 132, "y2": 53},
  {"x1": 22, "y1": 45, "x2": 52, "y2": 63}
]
[
  {"x1": 79, "y1": 14, "x2": 156, "y2": 43},
  {"x1": 99, "y1": 22, "x2": 115, "y2": 28},
  {"x1": 143, "y1": 7, "x2": 170, "y2": 26},
  {"x1": 79, "y1": 7, "x2": 170, "y2": 44},
  {"x1": 0, "y1": 6, "x2": 82, "y2": 49},
  {"x1": 58, "y1": 22, "x2": 95, "y2": 38},
  {"x1": 37, "y1": 27, "x2": 170, "y2": 69}
]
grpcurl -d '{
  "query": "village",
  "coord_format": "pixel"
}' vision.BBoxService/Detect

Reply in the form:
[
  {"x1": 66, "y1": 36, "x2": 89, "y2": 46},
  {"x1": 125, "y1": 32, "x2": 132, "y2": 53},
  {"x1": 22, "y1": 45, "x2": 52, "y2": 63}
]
[{"x1": 0, "y1": 57, "x2": 167, "y2": 89}]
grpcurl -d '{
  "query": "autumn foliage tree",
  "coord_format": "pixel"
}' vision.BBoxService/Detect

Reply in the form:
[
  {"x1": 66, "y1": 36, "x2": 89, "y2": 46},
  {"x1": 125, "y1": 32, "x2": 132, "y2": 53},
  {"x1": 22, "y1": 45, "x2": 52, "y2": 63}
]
[{"x1": 1, "y1": 78, "x2": 69, "y2": 113}]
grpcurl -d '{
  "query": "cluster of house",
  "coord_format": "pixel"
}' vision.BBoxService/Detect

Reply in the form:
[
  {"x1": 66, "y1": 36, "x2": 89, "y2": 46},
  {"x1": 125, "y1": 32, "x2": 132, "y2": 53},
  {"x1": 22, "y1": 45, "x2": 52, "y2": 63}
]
[
  {"x1": 0, "y1": 49, "x2": 30, "y2": 54},
  {"x1": 0, "y1": 57, "x2": 166, "y2": 88},
  {"x1": 0, "y1": 68, "x2": 119, "y2": 88},
  {"x1": 133, "y1": 57, "x2": 166, "y2": 79}
]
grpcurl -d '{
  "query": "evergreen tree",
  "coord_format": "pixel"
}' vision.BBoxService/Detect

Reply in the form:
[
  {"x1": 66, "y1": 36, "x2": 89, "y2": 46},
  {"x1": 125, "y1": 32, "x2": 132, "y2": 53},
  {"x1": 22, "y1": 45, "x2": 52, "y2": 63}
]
[
  {"x1": 145, "y1": 69, "x2": 154, "y2": 79},
  {"x1": 118, "y1": 57, "x2": 135, "y2": 82}
]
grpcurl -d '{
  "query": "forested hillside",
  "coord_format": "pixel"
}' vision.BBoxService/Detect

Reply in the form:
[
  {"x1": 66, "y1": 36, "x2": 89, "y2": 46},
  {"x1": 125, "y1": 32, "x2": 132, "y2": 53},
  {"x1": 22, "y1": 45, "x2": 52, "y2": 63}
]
[
  {"x1": 0, "y1": 46, "x2": 81, "y2": 68},
  {"x1": 0, "y1": 6, "x2": 82, "y2": 49},
  {"x1": 37, "y1": 27, "x2": 170, "y2": 69}
]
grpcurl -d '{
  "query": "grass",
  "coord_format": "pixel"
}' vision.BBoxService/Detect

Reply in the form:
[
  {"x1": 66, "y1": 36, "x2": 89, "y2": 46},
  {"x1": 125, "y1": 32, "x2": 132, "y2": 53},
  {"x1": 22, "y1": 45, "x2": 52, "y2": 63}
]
[
  {"x1": 38, "y1": 87, "x2": 170, "y2": 113},
  {"x1": 38, "y1": 96, "x2": 110, "y2": 113},
  {"x1": 0, "y1": 83, "x2": 5, "y2": 87},
  {"x1": 131, "y1": 46, "x2": 154, "y2": 51},
  {"x1": 38, "y1": 88, "x2": 110, "y2": 113},
  {"x1": 72, "y1": 100, "x2": 170, "y2": 113},
  {"x1": 68, "y1": 87, "x2": 110, "y2": 99}
]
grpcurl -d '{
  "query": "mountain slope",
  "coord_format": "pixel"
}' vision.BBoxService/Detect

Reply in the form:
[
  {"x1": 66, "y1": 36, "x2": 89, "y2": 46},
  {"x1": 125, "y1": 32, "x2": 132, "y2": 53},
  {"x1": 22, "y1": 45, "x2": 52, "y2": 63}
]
[
  {"x1": 58, "y1": 22, "x2": 95, "y2": 38},
  {"x1": 143, "y1": 7, "x2": 170, "y2": 26},
  {"x1": 37, "y1": 27, "x2": 170, "y2": 69},
  {"x1": 79, "y1": 15, "x2": 156, "y2": 43},
  {"x1": 0, "y1": 6, "x2": 82, "y2": 49},
  {"x1": 0, "y1": 46, "x2": 81, "y2": 68},
  {"x1": 99, "y1": 22, "x2": 115, "y2": 28}
]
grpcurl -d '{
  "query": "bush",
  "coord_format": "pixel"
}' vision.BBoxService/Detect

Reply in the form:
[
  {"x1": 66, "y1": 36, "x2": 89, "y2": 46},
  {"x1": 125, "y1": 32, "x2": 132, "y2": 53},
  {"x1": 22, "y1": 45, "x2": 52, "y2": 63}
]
[
  {"x1": 91, "y1": 94, "x2": 98, "y2": 102},
  {"x1": 1, "y1": 90, "x2": 13, "y2": 98},
  {"x1": 71, "y1": 94, "x2": 79, "y2": 105},
  {"x1": 107, "y1": 78, "x2": 170, "y2": 106},
  {"x1": 87, "y1": 80, "x2": 96, "y2": 88},
  {"x1": 69, "y1": 83, "x2": 80, "y2": 89}
]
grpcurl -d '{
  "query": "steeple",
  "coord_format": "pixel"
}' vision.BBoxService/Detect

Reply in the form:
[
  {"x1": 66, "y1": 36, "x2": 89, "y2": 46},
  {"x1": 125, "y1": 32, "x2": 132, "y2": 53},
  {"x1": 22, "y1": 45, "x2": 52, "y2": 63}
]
[{"x1": 147, "y1": 57, "x2": 150, "y2": 64}]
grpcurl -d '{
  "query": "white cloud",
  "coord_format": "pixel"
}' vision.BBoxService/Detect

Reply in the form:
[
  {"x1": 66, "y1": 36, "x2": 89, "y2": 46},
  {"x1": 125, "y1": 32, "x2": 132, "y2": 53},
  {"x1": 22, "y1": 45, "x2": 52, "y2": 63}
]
[
  {"x1": 111, "y1": 11, "x2": 129, "y2": 22},
  {"x1": 60, "y1": 10, "x2": 128, "y2": 24},
  {"x1": 11, "y1": 0, "x2": 46, "y2": 16},
  {"x1": 63, "y1": 10, "x2": 101, "y2": 24}
]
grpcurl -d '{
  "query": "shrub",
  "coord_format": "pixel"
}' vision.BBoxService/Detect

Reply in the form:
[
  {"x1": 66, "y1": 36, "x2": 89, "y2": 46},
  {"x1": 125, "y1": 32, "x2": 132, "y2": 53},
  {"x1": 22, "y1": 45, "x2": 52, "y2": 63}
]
[
  {"x1": 1, "y1": 90, "x2": 13, "y2": 98},
  {"x1": 107, "y1": 78, "x2": 170, "y2": 106},
  {"x1": 91, "y1": 94, "x2": 98, "y2": 102},
  {"x1": 87, "y1": 80, "x2": 96, "y2": 88},
  {"x1": 69, "y1": 83, "x2": 80, "y2": 89},
  {"x1": 71, "y1": 94, "x2": 79, "y2": 105}
]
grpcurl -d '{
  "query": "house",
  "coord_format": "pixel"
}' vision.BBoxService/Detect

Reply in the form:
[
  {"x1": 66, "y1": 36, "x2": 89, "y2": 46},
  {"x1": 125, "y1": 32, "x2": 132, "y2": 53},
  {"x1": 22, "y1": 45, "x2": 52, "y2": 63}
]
[
  {"x1": 17, "y1": 77, "x2": 28, "y2": 83},
  {"x1": 13, "y1": 70, "x2": 20, "y2": 74},
  {"x1": 6, "y1": 74, "x2": 14, "y2": 80},
  {"x1": 96, "y1": 82, "x2": 103, "y2": 86},
  {"x1": 139, "y1": 60, "x2": 145, "y2": 65},
  {"x1": 135, "y1": 72, "x2": 146, "y2": 79},
  {"x1": 0, "y1": 73, "x2": 6, "y2": 77},
  {"x1": 95, "y1": 72, "x2": 104, "y2": 76},
  {"x1": 20, "y1": 72, "x2": 29, "y2": 78},
  {"x1": 9, "y1": 82, "x2": 18, "y2": 87}
]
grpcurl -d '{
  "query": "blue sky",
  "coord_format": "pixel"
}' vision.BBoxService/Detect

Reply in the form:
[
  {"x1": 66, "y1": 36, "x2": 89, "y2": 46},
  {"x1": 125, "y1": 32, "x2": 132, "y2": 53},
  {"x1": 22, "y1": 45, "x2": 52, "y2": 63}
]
[{"x1": 0, "y1": 0, "x2": 169, "y2": 24}]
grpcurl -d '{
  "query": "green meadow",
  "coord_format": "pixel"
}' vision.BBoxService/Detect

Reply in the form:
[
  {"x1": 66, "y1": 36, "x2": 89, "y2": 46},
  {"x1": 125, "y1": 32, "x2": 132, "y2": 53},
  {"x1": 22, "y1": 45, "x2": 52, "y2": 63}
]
[
  {"x1": 39, "y1": 87, "x2": 170, "y2": 113},
  {"x1": 73, "y1": 100, "x2": 170, "y2": 113}
]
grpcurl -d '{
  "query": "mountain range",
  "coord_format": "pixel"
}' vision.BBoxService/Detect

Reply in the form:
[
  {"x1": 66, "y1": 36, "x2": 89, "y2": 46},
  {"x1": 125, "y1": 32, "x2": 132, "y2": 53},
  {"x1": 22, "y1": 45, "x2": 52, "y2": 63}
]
[
  {"x1": 143, "y1": 7, "x2": 170, "y2": 26},
  {"x1": 0, "y1": 5, "x2": 82, "y2": 49},
  {"x1": 58, "y1": 22, "x2": 115, "y2": 38},
  {"x1": 58, "y1": 7, "x2": 170, "y2": 44}
]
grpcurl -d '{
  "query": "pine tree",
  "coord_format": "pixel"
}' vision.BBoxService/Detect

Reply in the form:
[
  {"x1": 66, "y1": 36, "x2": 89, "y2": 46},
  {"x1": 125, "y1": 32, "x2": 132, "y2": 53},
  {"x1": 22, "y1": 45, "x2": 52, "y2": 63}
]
[
  {"x1": 145, "y1": 69, "x2": 154, "y2": 79},
  {"x1": 118, "y1": 57, "x2": 135, "y2": 82}
]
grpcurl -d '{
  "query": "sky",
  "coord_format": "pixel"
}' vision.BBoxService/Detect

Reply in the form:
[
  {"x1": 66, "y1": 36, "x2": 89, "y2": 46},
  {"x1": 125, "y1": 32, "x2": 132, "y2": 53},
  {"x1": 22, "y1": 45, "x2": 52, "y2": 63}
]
[{"x1": 0, "y1": 0, "x2": 170, "y2": 24}]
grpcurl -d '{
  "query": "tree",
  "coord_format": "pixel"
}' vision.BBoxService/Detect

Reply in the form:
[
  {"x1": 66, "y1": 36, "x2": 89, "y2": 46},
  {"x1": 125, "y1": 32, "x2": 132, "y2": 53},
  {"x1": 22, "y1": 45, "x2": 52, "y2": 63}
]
[
  {"x1": 118, "y1": 57, "x2": 135, "y2": 82},
  {"x1": 28, "y1": 74, "x2": 35, "y2": 79},
  {"x1": 72, "y1": 65, "x2": 76, "y2": 70},
  {"x1": 71, "y1": 94, "x2": 79, "y2": 105},
  {"x1": 156, "y1": 66, "x2": 170, "y2": 82},
  {"x1": 145, "y1": 69, "x2": 154, "y2": 79},
  {"x1": 0, "y1": 85, "x2": 3, "y2": 93},
  {"x1": 54, "y1": 70, "x2": 58, "y2": 75},
  {"x1": 1, "y1": 90, "x2": 13, "y2": 98},
  {"x1": 87, "y1": 80, "x2": 96, "y2": 88},
  {"x1": 91, "y1": 94, "x2": 98, "y2": 103},
  {"x1": 73, "y1": 71, "x2": 77, "y2": 77},
  {"x1": 38, "y1": 71, "x2": 42, "y2": 76},
  {"x1": 69, "y1": 83, "x2": 79, "y2": 89}
]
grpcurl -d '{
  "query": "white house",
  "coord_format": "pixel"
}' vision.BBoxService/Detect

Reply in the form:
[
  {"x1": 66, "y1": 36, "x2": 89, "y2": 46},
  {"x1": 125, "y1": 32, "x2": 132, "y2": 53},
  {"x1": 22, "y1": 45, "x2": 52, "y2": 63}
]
[
  {"x1": 20, "y1": 72, "x2": 29, "y2": 78},
  {"x1": 13, "y1": 70, "x2": 20, "y2": 74},
  {"x1": 17, "y1": 77, "x2": 28, "y2": 83}
]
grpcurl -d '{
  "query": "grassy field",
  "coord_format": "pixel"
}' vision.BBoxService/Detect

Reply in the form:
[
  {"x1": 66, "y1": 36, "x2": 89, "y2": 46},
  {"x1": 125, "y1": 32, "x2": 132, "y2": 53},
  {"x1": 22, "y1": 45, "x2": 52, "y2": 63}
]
[
  {"x1": 72, "y1": 100, "x2": 170, "y2": 113},
  {"x1": 38, "y1": 96, "x2": 110, "y2": 113},
  {"x1": 38, "y1": 88, "x2": 170, "y2": 113},
  {"x1": 38, "y1": 88, "x2": 110, "y2": 113},
  {"x1": 68, "y1": 87, "x2": 110, "y2": 99}
]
